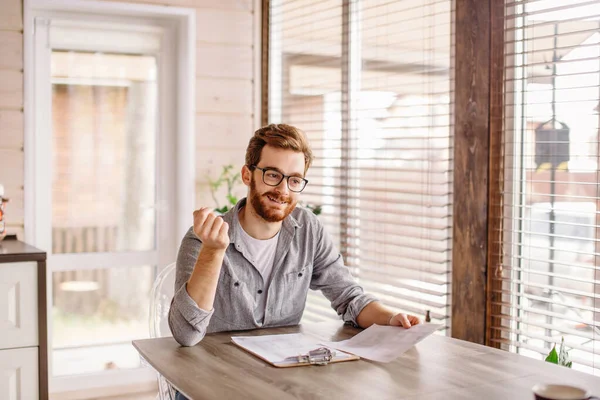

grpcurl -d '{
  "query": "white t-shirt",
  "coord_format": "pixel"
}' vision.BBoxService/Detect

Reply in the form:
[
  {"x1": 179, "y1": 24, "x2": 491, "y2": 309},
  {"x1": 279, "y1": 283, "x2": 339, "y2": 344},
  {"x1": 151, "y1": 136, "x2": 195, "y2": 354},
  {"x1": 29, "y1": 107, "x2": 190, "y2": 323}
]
[{"x1": 237, "y1": 222, "x2": 280, "y2": 323}]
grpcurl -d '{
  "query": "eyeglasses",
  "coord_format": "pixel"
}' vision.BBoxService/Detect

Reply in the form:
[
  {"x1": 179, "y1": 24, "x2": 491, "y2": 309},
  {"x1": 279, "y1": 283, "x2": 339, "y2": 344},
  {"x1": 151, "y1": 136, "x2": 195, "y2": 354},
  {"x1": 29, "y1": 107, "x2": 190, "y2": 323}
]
[{"x1": 251, "y1": 165, "x2": 308, "y2": 193}]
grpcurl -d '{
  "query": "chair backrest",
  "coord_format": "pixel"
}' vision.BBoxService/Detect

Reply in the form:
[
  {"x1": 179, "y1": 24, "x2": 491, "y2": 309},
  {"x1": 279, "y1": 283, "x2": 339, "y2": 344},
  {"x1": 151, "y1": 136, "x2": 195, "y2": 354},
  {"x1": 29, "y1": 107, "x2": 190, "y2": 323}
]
[{"x1": 149, "y1": 262, "x2": 177, "y2": 338}]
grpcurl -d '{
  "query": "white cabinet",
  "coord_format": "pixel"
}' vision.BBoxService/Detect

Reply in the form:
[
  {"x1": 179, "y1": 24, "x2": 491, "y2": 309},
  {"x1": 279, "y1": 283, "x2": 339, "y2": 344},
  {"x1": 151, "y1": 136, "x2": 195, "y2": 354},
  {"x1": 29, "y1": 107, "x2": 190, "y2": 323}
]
[
  {"x1": 0, "y1": 238, "x2": 47, "y2": 400},
  {"x1": 0, "y1": 348, "x2": 39, "y2": 400},
  {"x1": 0, "y1": 262, "x2": 39, "y2": 349}
]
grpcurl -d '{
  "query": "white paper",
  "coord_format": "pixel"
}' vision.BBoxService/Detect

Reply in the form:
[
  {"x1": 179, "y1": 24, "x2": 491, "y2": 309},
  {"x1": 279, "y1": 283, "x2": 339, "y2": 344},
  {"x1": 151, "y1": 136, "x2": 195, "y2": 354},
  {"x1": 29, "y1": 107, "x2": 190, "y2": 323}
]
[
  {"x1": 231, "y1": 333, "x2": 355, "y2": 366},
  {"x1": 322, "y1": 323, "x2": 443, "y2": 363}
]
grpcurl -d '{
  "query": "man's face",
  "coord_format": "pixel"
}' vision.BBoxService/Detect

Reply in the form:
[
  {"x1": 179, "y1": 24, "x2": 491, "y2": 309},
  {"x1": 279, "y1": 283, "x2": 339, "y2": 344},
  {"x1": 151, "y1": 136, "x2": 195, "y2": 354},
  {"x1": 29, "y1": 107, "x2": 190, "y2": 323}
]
[{"x1": 246, "y1": 145, "x2": 306, "y2": 223}]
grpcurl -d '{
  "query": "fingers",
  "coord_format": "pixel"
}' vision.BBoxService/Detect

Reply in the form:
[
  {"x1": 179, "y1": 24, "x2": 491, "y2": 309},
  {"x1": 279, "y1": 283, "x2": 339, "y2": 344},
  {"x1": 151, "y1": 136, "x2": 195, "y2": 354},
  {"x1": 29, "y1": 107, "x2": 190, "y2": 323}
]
[
  {"x1": 219, "y1": 220, "x2": 230, "y2": 237},
  {"x1": 391, "y1": 314, "x2": 421, "y2": 328},
  {"x1": 193, "y1": 207, "x2": 230, "y2": 249},
  {"x1": 193, "y1": 208, "x2": 218, "y2": 231},
  {"x1": 399, "y1": 313, "x2": 412, "y2": 328},
  {"x1": 199, "y1": 213, "x2": 218, "y2": 238},
  {"x1": 192, "y1": 207, "x2": 212, "y2": 235}
]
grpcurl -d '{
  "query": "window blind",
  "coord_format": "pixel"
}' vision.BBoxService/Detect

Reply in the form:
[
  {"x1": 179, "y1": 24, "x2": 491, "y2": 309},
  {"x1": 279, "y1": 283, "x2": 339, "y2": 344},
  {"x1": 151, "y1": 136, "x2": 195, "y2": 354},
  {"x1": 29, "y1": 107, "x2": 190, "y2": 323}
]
[
  {"x1": 268, "y1": 0, "x2": 454, "y2": 329},
  {"x1": 494, "y1": 0, "x2": 600, "y2": 375}
]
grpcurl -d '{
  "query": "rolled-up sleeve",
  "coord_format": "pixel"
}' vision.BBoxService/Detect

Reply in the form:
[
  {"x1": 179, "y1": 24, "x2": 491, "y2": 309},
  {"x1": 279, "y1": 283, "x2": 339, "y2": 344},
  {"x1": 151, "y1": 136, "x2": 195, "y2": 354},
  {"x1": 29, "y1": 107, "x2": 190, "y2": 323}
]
[
  {"x1": 168, "y1": 228, "x2": 214, "y2": 346},
  {"x1": 309, "y1": 222, "x2": 377, "y2": 327}
]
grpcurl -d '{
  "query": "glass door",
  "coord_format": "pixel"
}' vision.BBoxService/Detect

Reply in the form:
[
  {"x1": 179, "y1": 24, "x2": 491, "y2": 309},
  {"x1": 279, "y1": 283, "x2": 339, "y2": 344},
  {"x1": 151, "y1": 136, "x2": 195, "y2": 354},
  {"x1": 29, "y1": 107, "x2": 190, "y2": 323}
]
[
  {"x1": 31, "y1": 17, "x2": 179, "y2": 387},
  {"x1": 50, "y1": 50, "x2": 159, "y2": 376}
]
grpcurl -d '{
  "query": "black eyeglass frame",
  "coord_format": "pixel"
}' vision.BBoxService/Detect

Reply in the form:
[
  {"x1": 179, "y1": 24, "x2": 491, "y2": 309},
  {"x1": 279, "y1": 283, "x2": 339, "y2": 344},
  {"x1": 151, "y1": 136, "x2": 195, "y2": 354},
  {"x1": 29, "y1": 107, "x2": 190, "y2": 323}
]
[{"x1": 250, "y1": 165, "x2": 309, "y2": 193}]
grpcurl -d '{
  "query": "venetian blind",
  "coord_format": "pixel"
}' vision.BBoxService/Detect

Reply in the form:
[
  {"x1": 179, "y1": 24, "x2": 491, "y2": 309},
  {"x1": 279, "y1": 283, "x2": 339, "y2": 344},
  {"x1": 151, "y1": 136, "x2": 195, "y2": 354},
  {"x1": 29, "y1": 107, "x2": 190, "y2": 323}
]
[
  {"x1": 268, "y1": 0, "x2": 454, "y2": 329},
  {"x1": 494, "y1": 0, "x2": 600, "y2": 375}
]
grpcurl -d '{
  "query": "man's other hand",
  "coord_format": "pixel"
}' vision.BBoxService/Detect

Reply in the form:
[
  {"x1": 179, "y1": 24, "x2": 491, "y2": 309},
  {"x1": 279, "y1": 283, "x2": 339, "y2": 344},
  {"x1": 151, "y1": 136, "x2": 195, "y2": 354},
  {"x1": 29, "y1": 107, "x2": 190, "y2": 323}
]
[{"x1": 389, "y1": 313, "x2": 421, "y2": 328}]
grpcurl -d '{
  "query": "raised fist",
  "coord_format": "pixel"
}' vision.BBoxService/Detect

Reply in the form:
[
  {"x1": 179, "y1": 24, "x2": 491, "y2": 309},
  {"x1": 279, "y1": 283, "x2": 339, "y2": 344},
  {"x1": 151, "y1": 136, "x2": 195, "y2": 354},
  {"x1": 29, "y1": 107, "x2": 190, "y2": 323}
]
[{"x1": 192, "y1": 207, "x2": 230, "y2": 250}]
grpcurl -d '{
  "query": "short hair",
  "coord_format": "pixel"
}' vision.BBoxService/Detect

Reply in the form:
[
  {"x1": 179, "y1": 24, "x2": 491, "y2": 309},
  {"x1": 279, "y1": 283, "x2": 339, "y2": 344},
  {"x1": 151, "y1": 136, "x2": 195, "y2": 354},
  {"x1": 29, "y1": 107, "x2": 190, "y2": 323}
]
[{"x1": 245, "y1": 124, "x2": 314, "y2": 174}]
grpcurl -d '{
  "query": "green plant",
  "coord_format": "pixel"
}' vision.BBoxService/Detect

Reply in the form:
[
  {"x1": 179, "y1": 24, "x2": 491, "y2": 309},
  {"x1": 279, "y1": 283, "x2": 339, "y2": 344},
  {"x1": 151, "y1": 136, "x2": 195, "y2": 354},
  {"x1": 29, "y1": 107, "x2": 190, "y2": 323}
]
[
  {"x1": 303, "y1": 203, "x2": 322, "y2": 215},
  {"x1": 209, "y1": 164, "x2": 242, "y2": 214},
  {"x1": 545, "y1": 337, "x2": 572, "y2": 368}
]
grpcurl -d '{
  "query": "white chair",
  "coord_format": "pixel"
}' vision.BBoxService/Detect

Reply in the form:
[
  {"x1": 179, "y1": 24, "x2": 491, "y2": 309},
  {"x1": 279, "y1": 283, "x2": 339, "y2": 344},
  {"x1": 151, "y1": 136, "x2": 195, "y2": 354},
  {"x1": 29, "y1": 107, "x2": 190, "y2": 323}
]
[{"x1": 148, "y1": 262, "x2": 177, "y2": 400}]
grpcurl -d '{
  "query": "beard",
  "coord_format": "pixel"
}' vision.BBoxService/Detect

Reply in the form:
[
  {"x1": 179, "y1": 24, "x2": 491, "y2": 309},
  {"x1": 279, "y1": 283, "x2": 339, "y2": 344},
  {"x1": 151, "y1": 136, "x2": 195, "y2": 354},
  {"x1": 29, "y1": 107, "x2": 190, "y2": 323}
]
[{"x1": 249, "y1": 176, "x2": 297, "y2": 223}]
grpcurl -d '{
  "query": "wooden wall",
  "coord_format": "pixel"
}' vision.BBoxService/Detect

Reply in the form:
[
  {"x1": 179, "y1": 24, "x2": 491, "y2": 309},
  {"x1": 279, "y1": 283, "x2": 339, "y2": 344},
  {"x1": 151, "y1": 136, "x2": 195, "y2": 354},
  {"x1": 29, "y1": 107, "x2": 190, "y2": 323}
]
[
  {"x1": 0, "y1": 0, "x2": 259, "y2": 240},
  {"x1": 0, "y1": 0, "x2": 24, "y2": 239}
]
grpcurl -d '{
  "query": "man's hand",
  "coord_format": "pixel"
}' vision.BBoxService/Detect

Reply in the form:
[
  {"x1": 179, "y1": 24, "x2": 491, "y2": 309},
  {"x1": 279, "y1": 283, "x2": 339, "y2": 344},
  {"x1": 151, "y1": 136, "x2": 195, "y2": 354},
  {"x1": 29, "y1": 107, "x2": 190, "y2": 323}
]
[
  {"x1": 193, "y1": 207, "x2": 230, "y2": 250},
  {"x1": 356, "y1": 301, "x2": 421, "y2": 329},
  {"x1": 389, "y1": 313, "x2": 421, "y2": 329}
]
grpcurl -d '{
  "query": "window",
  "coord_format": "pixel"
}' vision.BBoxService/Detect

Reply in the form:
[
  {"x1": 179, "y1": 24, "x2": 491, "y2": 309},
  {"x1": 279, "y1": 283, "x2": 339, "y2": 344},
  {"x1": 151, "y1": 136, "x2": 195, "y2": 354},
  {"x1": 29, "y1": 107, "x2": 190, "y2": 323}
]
[
  {"x1": 497, "y1": 0, "x2": 600, "y2": 375},
  {"x1": 268, "y1": 0, "x2": 454, "y2": 329}
]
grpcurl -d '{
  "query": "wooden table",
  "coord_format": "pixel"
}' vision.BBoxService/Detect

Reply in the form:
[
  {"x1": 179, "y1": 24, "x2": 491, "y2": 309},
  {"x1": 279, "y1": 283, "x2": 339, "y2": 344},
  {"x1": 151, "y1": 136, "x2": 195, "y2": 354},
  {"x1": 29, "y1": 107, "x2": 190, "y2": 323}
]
[{"x1": 133, "y1": 321, "x2": 600, "y2": 400}]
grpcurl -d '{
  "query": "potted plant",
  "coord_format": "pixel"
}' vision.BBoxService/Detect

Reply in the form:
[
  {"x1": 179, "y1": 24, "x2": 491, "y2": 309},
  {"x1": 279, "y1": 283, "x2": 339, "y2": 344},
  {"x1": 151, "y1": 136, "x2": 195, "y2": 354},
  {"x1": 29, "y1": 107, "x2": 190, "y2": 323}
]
[
  {"x1": 208, "y1": 164, "x2": 242, "y2": 214},
  {"x1": 545, "y1": 337, "x2": 572, "y2": 368}
]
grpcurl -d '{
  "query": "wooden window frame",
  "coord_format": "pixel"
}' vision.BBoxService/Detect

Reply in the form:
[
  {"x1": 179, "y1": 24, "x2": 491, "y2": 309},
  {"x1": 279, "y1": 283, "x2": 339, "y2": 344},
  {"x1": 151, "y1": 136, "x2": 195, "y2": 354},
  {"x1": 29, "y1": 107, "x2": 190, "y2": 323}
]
[{"x1": 451, "y1": 0, "x2": 505, "y2": 345}]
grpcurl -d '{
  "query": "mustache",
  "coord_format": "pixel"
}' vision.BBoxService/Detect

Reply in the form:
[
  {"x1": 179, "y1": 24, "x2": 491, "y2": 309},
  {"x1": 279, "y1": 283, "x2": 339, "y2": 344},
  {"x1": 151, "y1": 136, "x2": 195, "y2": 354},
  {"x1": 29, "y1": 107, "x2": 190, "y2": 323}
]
[{"x1": 264, "y1": 192, "x2": 291, "y2": 204}]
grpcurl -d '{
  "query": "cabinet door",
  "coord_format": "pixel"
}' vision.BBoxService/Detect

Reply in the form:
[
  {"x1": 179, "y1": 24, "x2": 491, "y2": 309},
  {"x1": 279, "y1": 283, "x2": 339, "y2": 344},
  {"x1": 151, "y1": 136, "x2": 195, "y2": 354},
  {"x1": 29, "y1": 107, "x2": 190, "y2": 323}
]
[
  {"x1": 0, "y1": 347, "x2": 39, "y2": 400},
  {"x1": 0, "y1": 262, "x2": 38, "y2": 349}
]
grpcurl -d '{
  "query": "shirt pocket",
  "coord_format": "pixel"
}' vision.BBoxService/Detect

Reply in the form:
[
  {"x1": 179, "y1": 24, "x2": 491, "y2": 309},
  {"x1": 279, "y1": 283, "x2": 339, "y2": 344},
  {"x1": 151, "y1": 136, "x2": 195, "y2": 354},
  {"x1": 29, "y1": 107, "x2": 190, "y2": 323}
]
[
  {"x1": 279, "y1": 264, "x2": 311, "y2": 317},
  {"x1": 213, "y1": 270, "x2": 254, "y2": 329}
]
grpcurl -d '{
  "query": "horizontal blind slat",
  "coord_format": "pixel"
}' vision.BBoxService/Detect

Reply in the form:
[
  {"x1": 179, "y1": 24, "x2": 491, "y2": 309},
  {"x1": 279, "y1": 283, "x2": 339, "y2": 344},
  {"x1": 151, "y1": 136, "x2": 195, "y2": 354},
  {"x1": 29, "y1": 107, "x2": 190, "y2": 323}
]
[
  {"x1": 498, "y1": 277, "x2": 600, "y2": 301},
  {"x1": 490, "y1": 306, "x2": 596, "y2": 336},
  {"x1": 492, "y1": 289, "x2": 599, "y2": 314},
  {"x1": 349, "y1": 263, "x2": 449, "y2": 282},
  {"x1": 491, "y1": 318, "x2": 599, "y2": 342}
]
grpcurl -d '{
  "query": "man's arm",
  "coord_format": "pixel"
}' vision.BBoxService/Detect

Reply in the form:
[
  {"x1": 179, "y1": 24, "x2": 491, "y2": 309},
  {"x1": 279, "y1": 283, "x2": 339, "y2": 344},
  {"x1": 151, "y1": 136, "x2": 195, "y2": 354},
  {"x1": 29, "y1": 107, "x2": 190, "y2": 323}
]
[
  {"x1": 185, "y1": 247, "x2": 226, "y2": 310},
  {"x1": 309, "y1": 214, "x2": 420, "y2": 329},
  {"x1": 356, "y1": 301, "x2": 420, "y2": 329},
  {"x1": 168, "y1": 208, "x2": 229, "y2": 347},
  {"x1": 309, "y1": 217, "x2": 378, "y2": 325}
]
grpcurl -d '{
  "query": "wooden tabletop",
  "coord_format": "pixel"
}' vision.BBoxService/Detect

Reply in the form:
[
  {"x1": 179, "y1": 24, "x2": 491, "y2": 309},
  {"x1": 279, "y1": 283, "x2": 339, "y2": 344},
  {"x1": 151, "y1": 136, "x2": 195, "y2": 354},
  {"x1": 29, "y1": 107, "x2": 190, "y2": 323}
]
[{"x1": 133, "y1": 321, "x2": 600, "y2": 400}]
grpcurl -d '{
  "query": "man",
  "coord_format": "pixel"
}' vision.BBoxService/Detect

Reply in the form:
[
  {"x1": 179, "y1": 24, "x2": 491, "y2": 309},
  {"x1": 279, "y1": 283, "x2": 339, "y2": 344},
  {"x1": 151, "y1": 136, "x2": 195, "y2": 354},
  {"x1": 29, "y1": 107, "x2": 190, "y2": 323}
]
[{"x1": 168, "y1": 124, "x2": 420, "y2": 349}]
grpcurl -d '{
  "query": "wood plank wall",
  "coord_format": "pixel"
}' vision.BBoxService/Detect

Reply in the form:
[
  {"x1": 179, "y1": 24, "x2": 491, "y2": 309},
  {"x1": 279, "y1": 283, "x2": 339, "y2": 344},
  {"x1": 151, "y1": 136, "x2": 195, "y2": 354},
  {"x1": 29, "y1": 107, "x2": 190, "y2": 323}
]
[
  {"x1": 0, "y1": 0, "x2": 259, "y2": 240},
  {"x1": 0, "y1": 0, "x2": 24, "y2": 239}
]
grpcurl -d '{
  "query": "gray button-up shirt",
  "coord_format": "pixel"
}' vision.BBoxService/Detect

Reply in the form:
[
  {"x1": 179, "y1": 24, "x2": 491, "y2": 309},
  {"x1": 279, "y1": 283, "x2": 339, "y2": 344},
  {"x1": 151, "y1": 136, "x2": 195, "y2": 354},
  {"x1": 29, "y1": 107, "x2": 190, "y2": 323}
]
[{"x1": 168, "y1": 199, "x2": 377, "y2": 347}]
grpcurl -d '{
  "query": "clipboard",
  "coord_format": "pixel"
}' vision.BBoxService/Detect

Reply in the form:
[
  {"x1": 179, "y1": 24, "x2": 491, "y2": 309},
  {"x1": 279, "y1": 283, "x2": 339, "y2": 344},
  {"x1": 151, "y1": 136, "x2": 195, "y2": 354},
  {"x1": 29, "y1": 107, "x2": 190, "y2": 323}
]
[{"x1": 231, "y1": 333, "x2": 360, "y2": 368}]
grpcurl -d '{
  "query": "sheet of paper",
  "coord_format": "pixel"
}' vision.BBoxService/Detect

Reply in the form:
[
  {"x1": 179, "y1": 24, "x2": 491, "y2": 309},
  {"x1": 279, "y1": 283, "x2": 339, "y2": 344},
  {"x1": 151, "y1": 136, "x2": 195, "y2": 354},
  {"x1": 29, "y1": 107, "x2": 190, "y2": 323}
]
[
  {"x1": 231, "y1": 333, "x2": 354, "y2": 365},
  {"x1": 322, "y1": 323, "x2": 443, "y2": 363}
]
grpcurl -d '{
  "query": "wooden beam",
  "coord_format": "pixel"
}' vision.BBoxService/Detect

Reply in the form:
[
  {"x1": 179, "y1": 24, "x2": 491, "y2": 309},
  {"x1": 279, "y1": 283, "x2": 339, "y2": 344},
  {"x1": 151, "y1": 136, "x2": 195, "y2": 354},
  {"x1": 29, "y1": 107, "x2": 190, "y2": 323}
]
[
  {"x1": 261, "y1": 0, "x2": 270, "y2": 127},
  {"x1": 486, "y1": 0, "x2": 506, "y2": 348},
  {"x1": 451, "y1": 0, "x2": 492, "y2": 344}
]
